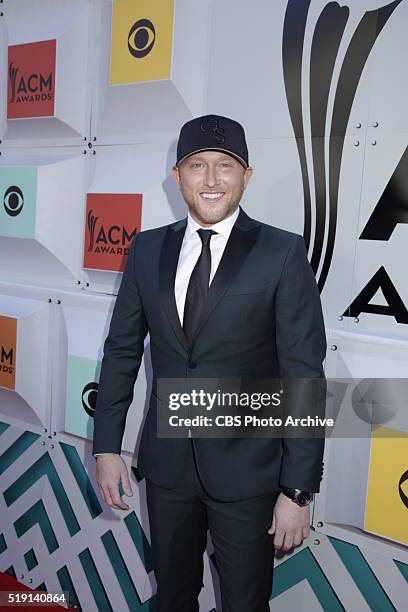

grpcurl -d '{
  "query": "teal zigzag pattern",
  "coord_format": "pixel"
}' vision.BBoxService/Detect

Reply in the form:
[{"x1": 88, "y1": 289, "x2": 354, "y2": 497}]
[
  {"x1": 1, "y1": 422, "x2": 408, "y2": 611},
  {"x1": 0, "y1": 423, "x2": 156, "y2": 610},
  {"x1": 0, "y1": 429, "x2": 39, "y2": 475},
  {"x1": 269, "y1": 537, "x2": 408, "y2": 612},
  {"x1": 3, "y1": 451, "x2": 81, "y2": 537},
  {"x1": 60, "y1": 442, "x2": 103, "y2": 518},
  {"x1": 329, "y1": 537, "x2": 398, "y2": 612},
  {"x1": 271, "y1": 546, "x2": 344, "y2": 609}
]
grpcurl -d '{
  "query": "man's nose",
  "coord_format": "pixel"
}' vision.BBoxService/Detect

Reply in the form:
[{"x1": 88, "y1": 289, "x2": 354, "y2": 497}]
[{"x1": 203, "y1": 166, "x2": 219, "y2": 187}]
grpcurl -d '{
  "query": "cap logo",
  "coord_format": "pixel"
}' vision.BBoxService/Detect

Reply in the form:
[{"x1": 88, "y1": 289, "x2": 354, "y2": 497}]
[{"x1": 200, "y1": 118, "x2": 226, "y2": 144}]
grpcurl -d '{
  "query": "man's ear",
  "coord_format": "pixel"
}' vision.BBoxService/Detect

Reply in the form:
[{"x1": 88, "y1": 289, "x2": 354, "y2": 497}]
[
  {"x1": 243, "y1": 166, "x2": 253, "y2": 190},
  {"x1": 172, "y1": 165, "x2": 181, "y2": 190}
]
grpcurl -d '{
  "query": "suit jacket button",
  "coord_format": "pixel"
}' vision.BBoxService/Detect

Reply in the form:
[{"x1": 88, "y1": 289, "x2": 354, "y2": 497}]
[{"x1": 188, "y1": 360, "x2": 197, "y2": 369}]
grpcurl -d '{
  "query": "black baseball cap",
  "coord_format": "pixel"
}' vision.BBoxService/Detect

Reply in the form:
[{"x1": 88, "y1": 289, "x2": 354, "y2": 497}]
[{"x1": 176, "y1": 114, "x2": 249, "y2": 168}]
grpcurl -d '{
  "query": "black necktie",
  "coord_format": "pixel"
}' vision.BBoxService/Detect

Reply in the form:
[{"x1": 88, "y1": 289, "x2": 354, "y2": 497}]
[{"x1": 183, "y1": 228, "x2": 217, "y2": 347}]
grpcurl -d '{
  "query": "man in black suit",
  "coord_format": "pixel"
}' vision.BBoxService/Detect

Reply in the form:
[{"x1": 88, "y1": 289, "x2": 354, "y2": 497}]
[{"x1": 93, "y1": 115, "x2": 327, "y2": 612}]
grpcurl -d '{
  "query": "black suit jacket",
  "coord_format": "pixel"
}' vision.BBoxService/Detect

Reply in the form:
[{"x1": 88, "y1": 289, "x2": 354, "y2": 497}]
[{"x1": 92, "y1": 207, "x2": 327, "y2": 501}]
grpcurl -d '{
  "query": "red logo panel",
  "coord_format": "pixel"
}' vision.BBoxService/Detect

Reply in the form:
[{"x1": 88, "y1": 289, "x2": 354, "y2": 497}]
[
  {"x1": 8, "y1": 39, "x2": 56, "y2": 119},
  {"x1": 83, "y1": 194, "x2": 143, "y2": 272},
  {"x1": 0, "y1": 315, "x2": 16, "y2": 390}
]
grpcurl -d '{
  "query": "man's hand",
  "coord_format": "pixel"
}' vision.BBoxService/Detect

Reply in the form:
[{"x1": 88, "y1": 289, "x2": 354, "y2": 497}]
[
  {"x1": 96, "y1": 454, "x2": 133, "y2": 511},
  {"x1": 268, "y1": 493, "x2": 310, "y2": 551}
]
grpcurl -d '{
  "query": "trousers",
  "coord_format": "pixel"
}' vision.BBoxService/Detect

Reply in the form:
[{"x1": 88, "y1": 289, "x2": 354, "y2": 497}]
[{"x1": 145, "y1": 439, "x2": 278, "y2": 612}]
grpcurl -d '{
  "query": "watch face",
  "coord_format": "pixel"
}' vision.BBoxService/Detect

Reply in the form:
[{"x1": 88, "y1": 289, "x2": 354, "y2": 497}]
[{"x1": 296, "y1": 491, "x2": 313, "y2": 506}]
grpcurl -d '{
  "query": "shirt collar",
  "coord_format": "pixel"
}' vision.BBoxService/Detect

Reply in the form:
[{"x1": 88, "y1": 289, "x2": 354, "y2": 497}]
[{"x1": 185, "y1": 206, "x2": 240, "y2": 240}]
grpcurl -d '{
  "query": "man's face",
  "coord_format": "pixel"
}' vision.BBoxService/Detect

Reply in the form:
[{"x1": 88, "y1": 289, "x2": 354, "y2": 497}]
[{"x1": 172, "y1": 150, "x2": 253, "y2": 226}]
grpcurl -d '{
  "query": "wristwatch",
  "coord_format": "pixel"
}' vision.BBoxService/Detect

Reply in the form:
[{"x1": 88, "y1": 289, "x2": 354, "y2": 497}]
[{"x1": 280, "y1": 486, "x2": 314, "y2": 507}]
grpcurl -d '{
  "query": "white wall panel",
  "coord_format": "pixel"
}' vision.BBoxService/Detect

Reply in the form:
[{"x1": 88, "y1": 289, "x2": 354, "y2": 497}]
[
  {"x1": 3, "y1": 0, "x2": 92, "y2": 146},
  {"x1": 314, "y1": 329, "x2": 408, "y2": 565},
  {"x1": 91, "y1": 0, "x2": 212, "y2": 145},
  {"x1": 0, "y1": 282, "x2": 53, "y2": 433},
  {"x1": 51, "y1": 288, "x2": 149, "y2": 457},
  {"x1": 0, "y1": 147, "x2": 90, "y2": 289}
]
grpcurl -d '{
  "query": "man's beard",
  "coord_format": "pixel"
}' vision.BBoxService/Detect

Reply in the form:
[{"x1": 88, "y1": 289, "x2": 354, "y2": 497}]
[{"x1": 183, "y1": 190, "x2": 244, "y2": 226}]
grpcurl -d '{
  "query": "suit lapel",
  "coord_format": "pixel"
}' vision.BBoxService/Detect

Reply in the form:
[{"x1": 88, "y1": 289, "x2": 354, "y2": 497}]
[{"x1": 159, "y1": 218, "x2": 189, "y2": 354}]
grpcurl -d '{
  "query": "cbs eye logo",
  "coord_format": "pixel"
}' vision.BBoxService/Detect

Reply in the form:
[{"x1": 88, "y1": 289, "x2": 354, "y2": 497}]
[
  {"x1": 4, "y1": 186, "x2": 24, "y2": 217},
  {"x1": 128, "y1": 18, "x2": 156, "y2": 58},
  {"x1": 399, "y1": 470, "x2": 408, "y2": 509},
  {"x1": 82, "y1": 382, "x2": 99, "y2": 418}
]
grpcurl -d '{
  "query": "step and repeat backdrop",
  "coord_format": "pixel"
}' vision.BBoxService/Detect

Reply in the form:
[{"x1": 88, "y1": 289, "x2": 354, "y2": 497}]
[{"x1": 0, "y1": 0, "x2": 407, "y2": 610}]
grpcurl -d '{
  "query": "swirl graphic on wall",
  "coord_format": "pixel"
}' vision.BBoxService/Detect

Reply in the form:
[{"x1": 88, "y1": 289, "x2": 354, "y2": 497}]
[
  {"x1": 282, "y1": 0, "x2": 403, "y2": 292},
  {"x1": 87, "y1": 209, "x2": 98, "y2": 251},
  {"x1": 9, "y1": 63, "x2": 18, "y2": 103}
]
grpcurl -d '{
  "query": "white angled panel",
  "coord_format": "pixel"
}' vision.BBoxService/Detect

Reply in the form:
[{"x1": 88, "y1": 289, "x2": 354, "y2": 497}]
[
  {"x1": 0, "y1": 147, "x2": 89, "y2": 289},
  {"x1": 3, "y1": 0, "x2": 92, "y2": 146},
  {"x1": 314, "y1": 329, "x2": 408, "y2": 564},
  {"x1": 82, "y1": 143, "x2": 184, "y2": 295},
  {"x1": 51, "y1": 287, "x2": 149, "y2": 456},
  {"x1": 365, "y1": 0, "x2": 408, "y2": 134},
  {"x1": 0, "y1": 290, "x2": 51, "y2": 431},
  {"x1": 91, "y1": 0, "x2": 212, "y2": 145}
]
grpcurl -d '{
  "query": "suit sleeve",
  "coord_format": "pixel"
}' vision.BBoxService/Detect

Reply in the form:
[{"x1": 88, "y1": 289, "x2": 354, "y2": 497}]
[
  {"x1": 92, "y1": 233, "x2": 148, "y2": 455},
  {"x1": 275, "y1": 234, "x2": 327, "y2": 491}
]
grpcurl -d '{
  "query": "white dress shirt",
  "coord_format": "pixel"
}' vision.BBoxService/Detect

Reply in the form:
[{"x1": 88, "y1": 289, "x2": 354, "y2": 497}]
[{"x1": 94, "y1": 207, "x2": 240, "y2": 455}]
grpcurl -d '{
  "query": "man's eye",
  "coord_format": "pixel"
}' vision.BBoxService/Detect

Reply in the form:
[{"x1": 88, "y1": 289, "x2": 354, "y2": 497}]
[
  {"x1": 191, "y1": 163, "x2": 203, "y2": 168},
  {"x1": 220, "y1": 163, "x2": 232, "y2": 168}
]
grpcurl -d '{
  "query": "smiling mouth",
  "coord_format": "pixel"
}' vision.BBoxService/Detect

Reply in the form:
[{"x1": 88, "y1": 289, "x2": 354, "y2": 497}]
[{"x1": 200, "y1": 192, "x2": 225, "y2": 202}]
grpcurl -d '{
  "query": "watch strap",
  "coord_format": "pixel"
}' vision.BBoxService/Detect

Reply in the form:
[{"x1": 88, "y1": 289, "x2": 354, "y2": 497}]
[{"x1": 280, "y1": 486, "x2": 313, "y2": 506}]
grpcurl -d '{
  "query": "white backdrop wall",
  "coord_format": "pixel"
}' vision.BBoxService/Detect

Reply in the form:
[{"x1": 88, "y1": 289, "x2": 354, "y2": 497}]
[{"x1": 0, "y1": 1, "x2": 407, "y2": 610}]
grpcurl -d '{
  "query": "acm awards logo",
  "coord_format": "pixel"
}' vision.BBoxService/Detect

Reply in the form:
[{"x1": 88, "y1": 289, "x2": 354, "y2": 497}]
[
  {"x1": 83, "y1": 193, "x2": 142, "y2": 272},
  {"x1": 128, "y1": 19, "x2": 156, "y2": 58},
  {"x1": 282, "y1": 0, "x2": 407, "y2": 324},
  {"x1": 7, "y1": 40, "x2": 56, "y2": 119},
  {"x1": 1, "y1": 344, "x2": 14, "y2": 376},
  {"x1": 9, "y1": 62, "x2": 53, "y2": 105},
  {"x1": 0, "y1": 315, "x2": 16, "y2": 390},
  {"x1": 87, "y1": 210, "x2": 136, "y2": 255},
  {"x1": 3, "y1": 186, "x2": 24, "y2": 217},
  {"x1": 82, "y1": 381, "x2": 98, "y2": 418}
]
